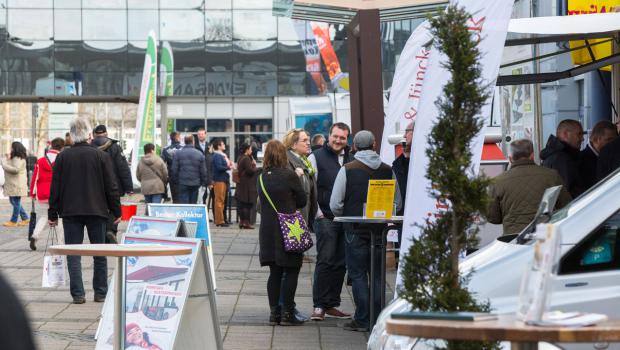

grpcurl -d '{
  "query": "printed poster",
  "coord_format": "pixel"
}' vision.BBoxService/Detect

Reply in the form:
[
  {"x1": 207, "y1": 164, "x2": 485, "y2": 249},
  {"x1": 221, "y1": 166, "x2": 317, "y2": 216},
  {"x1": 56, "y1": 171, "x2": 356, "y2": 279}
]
[
  {"x1": 126, "y1": 216, "x2": 180, "y2": 237},
  {"x1": 365, "y1": 179, "x2": 396, "y2": 219}
]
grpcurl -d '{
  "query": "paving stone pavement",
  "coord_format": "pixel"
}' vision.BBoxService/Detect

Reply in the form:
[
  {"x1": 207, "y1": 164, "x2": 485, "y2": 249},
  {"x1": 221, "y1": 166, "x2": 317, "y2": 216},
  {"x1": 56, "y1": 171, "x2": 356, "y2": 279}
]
[{"x1": 0, "y1": 198, "x2": 397, "y2": 350}]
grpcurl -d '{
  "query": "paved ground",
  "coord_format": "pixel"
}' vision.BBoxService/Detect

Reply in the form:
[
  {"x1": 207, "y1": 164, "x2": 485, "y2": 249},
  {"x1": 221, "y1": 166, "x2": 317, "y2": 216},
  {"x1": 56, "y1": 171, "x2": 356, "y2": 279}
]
[{"x1": 0, "y1": 198, "x2": 397, "y2": 350}]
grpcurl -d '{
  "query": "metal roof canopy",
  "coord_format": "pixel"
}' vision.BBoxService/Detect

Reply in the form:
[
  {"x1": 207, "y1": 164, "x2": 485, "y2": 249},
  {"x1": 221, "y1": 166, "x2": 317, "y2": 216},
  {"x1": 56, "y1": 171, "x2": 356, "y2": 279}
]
[{"x1": 291, "y1": 0, "x2": 446, "y2": 24}]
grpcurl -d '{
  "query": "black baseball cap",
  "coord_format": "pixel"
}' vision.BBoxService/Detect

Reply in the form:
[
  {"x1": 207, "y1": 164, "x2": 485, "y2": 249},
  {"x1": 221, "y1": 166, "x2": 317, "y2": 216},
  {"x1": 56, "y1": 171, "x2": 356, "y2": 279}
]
[{"x1": 93, "y1": 125, "x2": 107, "y2": 134}]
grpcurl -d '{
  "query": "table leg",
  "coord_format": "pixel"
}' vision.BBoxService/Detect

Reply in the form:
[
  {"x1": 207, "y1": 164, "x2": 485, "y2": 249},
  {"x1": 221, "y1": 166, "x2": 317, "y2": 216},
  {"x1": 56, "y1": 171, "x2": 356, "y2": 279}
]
[
  {"x1": 114, "y1": 256, "x2": 126, "y2": 350},
  {"x1": 380, "y1": 225, "x2": 388, "y2": 311},
  {"x1": 511, "y1": 341, "x2": 538, "y2": 350},
  {"x1": 369, "y1": 228, "x2": 376, "y2": 331}
]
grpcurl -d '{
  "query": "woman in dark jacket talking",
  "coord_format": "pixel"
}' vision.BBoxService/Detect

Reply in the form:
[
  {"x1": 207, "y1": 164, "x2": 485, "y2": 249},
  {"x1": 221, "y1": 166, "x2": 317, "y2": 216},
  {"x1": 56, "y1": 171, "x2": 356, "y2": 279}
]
[
  {"x1": 235, "y1": 143, "x2": 259, "y2": 229},
  {"x1": 258, "y1": 140, "x2": 307, "y2": 326}
]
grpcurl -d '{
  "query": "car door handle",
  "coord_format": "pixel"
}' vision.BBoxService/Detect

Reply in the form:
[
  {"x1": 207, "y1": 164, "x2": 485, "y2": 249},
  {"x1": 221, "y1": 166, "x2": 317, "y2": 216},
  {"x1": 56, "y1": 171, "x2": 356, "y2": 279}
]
[{"x1": 565, "y1": 282, "x2": 588, "y2": 288}]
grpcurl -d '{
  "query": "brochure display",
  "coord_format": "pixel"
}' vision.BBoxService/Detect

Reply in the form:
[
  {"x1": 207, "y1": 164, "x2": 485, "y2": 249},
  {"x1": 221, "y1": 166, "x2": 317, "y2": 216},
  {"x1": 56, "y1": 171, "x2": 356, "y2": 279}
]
[
  {"x1": 95, "y1": 235, "x2": 222, "y2": 350},
  {"x1": 126, "y1": 216, "x2": 182, "y2": 237},
  {"x1": 365, "y1": 179, "x2": 397, "y2": 219}
]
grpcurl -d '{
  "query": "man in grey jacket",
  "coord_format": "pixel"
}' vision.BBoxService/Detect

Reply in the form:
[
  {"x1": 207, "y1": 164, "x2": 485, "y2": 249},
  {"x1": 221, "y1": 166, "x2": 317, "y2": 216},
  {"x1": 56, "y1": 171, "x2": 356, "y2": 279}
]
[{"x1": 330, "y1": 130, "x2": 401, "y2": 332}]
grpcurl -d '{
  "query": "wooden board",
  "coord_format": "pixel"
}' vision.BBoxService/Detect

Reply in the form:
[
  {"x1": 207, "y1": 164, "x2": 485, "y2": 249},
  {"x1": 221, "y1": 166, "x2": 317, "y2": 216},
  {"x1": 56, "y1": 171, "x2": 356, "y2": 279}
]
[{"x1": 48, "y1": 244, "x2": 192, "y2": 257}]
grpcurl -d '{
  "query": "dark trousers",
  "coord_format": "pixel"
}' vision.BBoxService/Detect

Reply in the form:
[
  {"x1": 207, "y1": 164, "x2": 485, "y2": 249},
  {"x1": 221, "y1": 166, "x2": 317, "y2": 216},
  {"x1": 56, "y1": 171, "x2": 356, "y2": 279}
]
[
  {"x1": 237, "y1": 201, "x2": 254, "y2": 222},
  {"x1": 312, "y1": 218, "x2": 346, "y2": 309},
  {"x1": 177, "y1": 184, "x2": 199, "y2": 204},
  {"x1": 268, "y1": 264, "x2": 301, "y2": 312},
  {"x1": 345, "y1": 230, "x2": 381, "y2": 328},
  {"x1": 170, "y1": 182, "x2": 180, "y2": 203},
  {"x1": 63, "y1": 216, "x2": 108, "y2": 298}
]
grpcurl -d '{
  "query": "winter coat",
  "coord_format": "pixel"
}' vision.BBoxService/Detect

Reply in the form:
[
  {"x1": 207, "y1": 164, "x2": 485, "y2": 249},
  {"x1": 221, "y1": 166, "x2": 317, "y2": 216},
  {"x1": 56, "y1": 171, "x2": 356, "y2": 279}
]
[
  {"x1": 170, "y1": 145, "x2": 207, "y2": 187},
  {"x1": 92, "y1": 136, "x2": 133, "y2": 194},
  {"x1": 286, "y1": 150, "x2": 317, "y2": 225},
  {"x1": 2, "y1": 157, "x2": 28, "y2": 197},
  {"x1": 578, "y1": 143, "x2": 598, "y2": 193},
  {"x1": 597, "y1": 136, "x2": 620, "y2": 181},
  {"x1": 161, "y1": 141, "x2": 182, "y2": 170},
  {"x1": 392, "y1": 153, "x2": 410, "y2": 215},
  {"x1": 212, "y1": 152, "x2": 230, "y2": 182},
  {"x1": 137, "y1": 153, "x2": 168, "y2": 196},
  {"x1": 234, "y1": 154, "x2": 259, "y2": 204},
  {"x1": 29, "y1": 150, "x2": 60, "y2": 202},
  {"x1": 258, "y1": 167, "x2": 307, "y2": 268},
  {"x1": 540, "y1": 134, "x2": 582, "y2": 197},
  {"x1": 48, "y1": 142, "x2": 121, "y2": 221},
  {"x1": 487, "y1": 159, "x2": 572, "y2": 235}
]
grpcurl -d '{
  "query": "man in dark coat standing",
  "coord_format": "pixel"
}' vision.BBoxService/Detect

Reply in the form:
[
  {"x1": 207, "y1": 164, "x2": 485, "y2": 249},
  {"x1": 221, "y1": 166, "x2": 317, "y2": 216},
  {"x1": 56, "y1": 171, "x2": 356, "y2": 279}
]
[
  {"x1": 48, "y1": 118, "x2": 121, "y2": 304},
  {"x1": 579, "y1": 121, "x2": 617, "y2": 192},
  {"x1": 193, "y1": 128, "x2": 214, "y2": 205},
  {"x1": 170, "y1": 135, "x2": 208, "y2": 204},
  {"x1": 161, "y1": 131, "x2": 183, "y2": 202},
  {"x1": 392, "y1": 121, "x2": 414, "y2": 215},
  {"x1": 540, "y1": 119, "x2": 583, "y2": 197},
  {"x1": 597, "y1": 122, "x2": 620, "y2": 180},
  {"x1": 91, "y1": 124, "x2": 132, "y2": 243}
]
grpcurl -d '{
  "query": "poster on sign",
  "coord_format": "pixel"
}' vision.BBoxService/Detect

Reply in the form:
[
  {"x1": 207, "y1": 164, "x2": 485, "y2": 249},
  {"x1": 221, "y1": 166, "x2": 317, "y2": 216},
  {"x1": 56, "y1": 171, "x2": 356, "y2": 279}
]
[{"x1": 126, "y1": 216, "x2": 181, "y2": 237}]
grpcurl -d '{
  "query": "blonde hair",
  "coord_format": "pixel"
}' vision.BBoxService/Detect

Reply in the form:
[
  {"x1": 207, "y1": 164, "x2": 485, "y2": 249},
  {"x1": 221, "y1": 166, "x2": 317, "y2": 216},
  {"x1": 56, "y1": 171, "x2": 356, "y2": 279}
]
[
  {"x1": 263, "y1": 140, "x2": 288, "y2": 169},
  {"x1": 282, "y1": 128, "x2": 308, "y2": 149}
]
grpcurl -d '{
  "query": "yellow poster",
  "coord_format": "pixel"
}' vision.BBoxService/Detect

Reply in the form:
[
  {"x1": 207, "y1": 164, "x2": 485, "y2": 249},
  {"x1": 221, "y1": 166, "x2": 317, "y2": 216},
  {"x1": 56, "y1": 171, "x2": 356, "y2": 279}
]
[
  {"x1": 567, "y1": 0, "x2": 620, "y2": 71},
  {"x1": 365, "y1": 180, "x2": 396, "y2": 219}
]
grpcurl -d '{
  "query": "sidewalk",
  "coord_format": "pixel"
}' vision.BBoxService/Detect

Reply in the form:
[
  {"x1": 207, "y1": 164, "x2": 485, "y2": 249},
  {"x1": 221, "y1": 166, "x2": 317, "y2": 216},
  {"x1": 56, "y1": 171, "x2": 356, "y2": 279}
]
[{"x1": 0, "y1": 199, "x2": 397, "y2": 350}]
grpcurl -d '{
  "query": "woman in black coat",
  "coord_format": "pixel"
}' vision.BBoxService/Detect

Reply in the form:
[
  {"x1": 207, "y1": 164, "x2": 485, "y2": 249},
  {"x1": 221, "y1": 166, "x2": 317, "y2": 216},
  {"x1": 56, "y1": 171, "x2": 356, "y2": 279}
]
[
  {"x1": 258, "y1": 140, "x2": 307, "y2": 326},
  {"x1": 235, "y1": 143, "x2": 259, "y2": 229}
]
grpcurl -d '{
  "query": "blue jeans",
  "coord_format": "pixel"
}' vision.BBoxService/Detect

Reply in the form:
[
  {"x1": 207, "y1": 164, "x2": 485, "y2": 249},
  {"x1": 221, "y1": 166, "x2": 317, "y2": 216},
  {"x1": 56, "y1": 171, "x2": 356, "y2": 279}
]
[
  {"x1": 144, "y1": 194, "x2": 163, "y2": 214},
  {"x1": 9, "y1": 196, "x2": 28, "y2": 223},
  {"x1": 63, "y1": 216, "x2": 108, "y2": 298},
  {"x1": 177, "y1": 184, "x2": 199, "y2": 204},
  {"x1": 312, "y1": 218, "x2": 346, "y2": 309},
  {"x1": 345, "y1": 230, "x2": 381, "y2": 328}
]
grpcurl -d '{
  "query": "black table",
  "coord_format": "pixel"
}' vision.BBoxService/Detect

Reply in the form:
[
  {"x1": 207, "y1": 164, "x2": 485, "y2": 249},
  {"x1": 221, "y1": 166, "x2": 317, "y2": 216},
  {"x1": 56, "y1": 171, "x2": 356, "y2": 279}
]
[{"x1": 334, "y1": 215, "x2": 403, "y2": 330}]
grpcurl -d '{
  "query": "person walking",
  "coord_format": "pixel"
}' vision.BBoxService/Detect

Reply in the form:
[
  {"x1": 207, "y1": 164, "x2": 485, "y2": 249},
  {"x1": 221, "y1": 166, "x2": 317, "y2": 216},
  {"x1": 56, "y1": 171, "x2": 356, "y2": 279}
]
[
  {"x1": 212, "y1": 138, "x2": 232, "y2": 227},
  {"x1": 258, "y1": 140, "x2": 307, "y2": 326},
  {"x1": 2, "y1": 141, "x2": 29, "y2": 227},
  {"x1": 28, "y1": 137, "x2": 65, "y2": 250},
  {"x1": 137, "y1": 143, "x2": 168, "y2": 213},
  {"x1": 161, "y1": 132, "x2": 183, "y2": 203},
  {"x1": 170, "y1": 135, "x2": 208, "y2": 204},
  {"x1": 307, "y1": 122, "x2": 353, "y2": 321},
  {"x1": 48, "y1": 118, "x2": 121, "y2": 304},
  {"x1": 234, "y1": 143, "x2": 258, "y2": 229}
]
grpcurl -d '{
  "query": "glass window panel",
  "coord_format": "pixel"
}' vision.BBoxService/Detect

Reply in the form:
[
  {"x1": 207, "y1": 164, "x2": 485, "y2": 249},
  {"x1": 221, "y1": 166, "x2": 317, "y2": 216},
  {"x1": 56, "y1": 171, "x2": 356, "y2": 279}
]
[
  {"x1": 383, "y1": 71, "x2": 394, "y2": 92},
  {"x1": 128, "y1": 0, "x2": 158, "y2": 8},
  {"x1": 277, "y1": 41, "x2": 305, "y2": 72},
  {"x1": 82, "y1": 41, "x2": 127, "y2": 72},
  {"x1": 128, "y1": 9, "x2": 159, "y2": 41},
  {"x1": 54, "y1": 0, "x2": 81, "y2": 8},
  {"x1": 233, "y1": 0, "x2": 271, "y2": 9},
  {"x1": 205, "y1": 0, "x2": 231, "y2": 9},
  {"x1": 278, "y1": 17, "x2": 301, "y2": 41},
  {"x1": 205, "y1": 10, "x2": 231, "y2": 41},
  {"x1": 160, "y1": 0, "x2": 202, "y2": 9},
  {"x1": 232, "y1": 71, "x2": 276, "y2": 96},
  {"x1": 54, "y1": 41, "x2": 81, "y2": 71},
  {"x1": 5, "y1": 40, "x2": 53, "y2": 72},
  {"x1": 160, "y1": 10, "x2": 204, "y2": 41},
  {"x1": 234, "y1": 133, "x2": 270, "y2": 161},
  {"x1": 8, "y1": 71, "x2": 54, "y2": 95},
  {"x1": 83, "y1": 10, "x2": 128, "y2": 40},
  {"x1": 169, "y1": 41, "x2": 205, "y2": 72},
  {"x1": 381, "y1": 40, "x2": 396, "y2": 72},
  {"x1": 278, "y1": 72, "x2": 306, "y2": 96},
  {"x1": 54, "y1": 10, "x2": 81, "y2": 40},
  {"x1": 208, "y1": 119, "x2": 233, "y2": 132},
  {"x1": 8, "y1": 0, "x2": 52, "y2": 7},
  {"x1": 82, "y1": 0, "x2": 126, "y2": 8},
  {"x1": 232, "y1": 10, "x2": 276, "y2": 41},
  {"x1": 127, "y1": 41, "x2": 147, "y2": 71},
  {"x1": 234, "y1": 119, "x2": 272, "y2": 132},
  {"x1": 54, "y1": 71, "x2": 82, "y2": 96},
  {"x1": 82, "y1": 72, "x2": 127, "y2": 95},
  {"x1": 8, "y1": 9, "x2": 53, "y2": 40},
  {"x1": 306, "y1": 72, "x2": 326, "y2": 96},
  {"x1": 206, "y1": 42, "x2": 232, "y2": 72},
  {"x1": 172, "y1": 71, "x2": 206, "y2": 96},
  {"x1": 233, "y1": 41, "x2": 276, "y2": 72},
  {"x1": 0, "y1": 9, "x2": 7, "y2": 32},
  {"x1": 332, "y1": 40, "x2": 347, "y2": 72},
  {"x1": 125, "y1": 72, "x2": 142, "y2": 95},
  {"x1": 206, "y1": 72, "x2": 232, "y2": 96},
  {"x1": 176, "y1": 119, "x2": 206, "y2": 132}
]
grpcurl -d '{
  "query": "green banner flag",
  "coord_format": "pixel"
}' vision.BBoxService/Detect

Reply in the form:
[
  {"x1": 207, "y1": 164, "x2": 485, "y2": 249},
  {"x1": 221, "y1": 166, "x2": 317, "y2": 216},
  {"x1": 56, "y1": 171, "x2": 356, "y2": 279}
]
[
  {"x1": 131, "y1": 31, "x2": 158, "y2": 174},
  {"x1": 160, "y1": 41, "x2": 175, "y2": 134}
]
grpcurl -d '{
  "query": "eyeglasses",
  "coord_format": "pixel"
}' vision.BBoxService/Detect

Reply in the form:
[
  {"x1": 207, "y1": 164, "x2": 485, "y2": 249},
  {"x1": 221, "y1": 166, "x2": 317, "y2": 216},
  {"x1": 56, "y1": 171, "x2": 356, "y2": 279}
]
[{"x1": 405, "y1": 129, "x2": 414, "y2": 132}]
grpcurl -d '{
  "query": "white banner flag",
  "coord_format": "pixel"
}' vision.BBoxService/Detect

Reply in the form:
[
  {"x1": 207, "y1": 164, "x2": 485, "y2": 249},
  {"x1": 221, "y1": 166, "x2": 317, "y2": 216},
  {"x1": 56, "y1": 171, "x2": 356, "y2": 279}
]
[
  {"x1": 396, "y1": 0, "x2": 515, "y2": 291},
  {"x1": 380, "y1": 21, "x2": 432, "y2": 164}
]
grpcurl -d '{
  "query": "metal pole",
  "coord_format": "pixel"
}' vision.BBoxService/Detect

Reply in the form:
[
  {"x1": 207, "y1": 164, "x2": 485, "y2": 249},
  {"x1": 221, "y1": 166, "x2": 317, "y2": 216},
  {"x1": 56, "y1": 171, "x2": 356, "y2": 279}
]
[
  {"x1": 369, "y1": 229, "x2": 376, "y2": 330},
  {"x1": 113, "y1": 256, "x2": 126, "y2": 350}
]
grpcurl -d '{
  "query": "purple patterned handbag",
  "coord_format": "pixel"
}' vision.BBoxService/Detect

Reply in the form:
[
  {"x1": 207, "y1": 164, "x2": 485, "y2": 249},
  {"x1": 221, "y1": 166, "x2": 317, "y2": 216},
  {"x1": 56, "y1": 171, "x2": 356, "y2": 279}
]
[{"x1": 259, "y1": 174, "x2": 314, "y2": 253}]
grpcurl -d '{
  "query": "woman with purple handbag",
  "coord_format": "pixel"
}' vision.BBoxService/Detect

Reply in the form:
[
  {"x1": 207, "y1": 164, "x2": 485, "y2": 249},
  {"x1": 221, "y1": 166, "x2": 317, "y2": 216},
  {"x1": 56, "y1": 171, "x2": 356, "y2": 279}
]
[{"x1": 258, "y1": 140, "x2": 309, "y2": 326}]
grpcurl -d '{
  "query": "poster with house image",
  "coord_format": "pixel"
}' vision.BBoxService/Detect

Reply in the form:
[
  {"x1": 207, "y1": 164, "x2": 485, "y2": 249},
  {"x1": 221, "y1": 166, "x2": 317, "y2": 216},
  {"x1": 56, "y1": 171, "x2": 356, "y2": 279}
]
[{"x1": 96, "y1": 236, "x2": 199, "y2": 350}]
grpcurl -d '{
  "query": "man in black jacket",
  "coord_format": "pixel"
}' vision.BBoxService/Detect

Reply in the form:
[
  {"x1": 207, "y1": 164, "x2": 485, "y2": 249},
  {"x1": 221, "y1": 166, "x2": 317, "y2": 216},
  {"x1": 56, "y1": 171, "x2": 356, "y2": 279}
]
[
  {"x1": 597, "y1": 122, "x2": 620, "y2": 180},
  {"x1": 392, "y1": 121, "x2": 414, "y2": 215},
  {"x1": 170, "y1": 135, "x2": 208, "y2": 204},
  {"x1": 540, "y1": 119, "x2": 583, "y2": 197},
  {"x1": 49, "y1": 118, "x2": 121, "y2": 304},
  {"x1": 579, "y1": 121, "x2": 616, "y2": 192},
  {"x1": 307, "y1": 122, "x2": 353, "y2": 321},
  {"x1": 92, "y1": 124, "x2": 132, "y2": 242},
  {"x1": 161, "y1": 131, "x2": 183, "y2": 202}
]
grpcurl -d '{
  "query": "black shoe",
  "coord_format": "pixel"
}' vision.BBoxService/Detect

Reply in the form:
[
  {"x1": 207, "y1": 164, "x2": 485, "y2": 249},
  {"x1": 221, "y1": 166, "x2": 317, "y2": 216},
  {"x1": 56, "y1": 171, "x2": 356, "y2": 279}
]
[
  {"x1": 72, "y1": 296, "x2": 86, "y2": 304},
  {"x1": 280, "y1": 310, "x2": 304, "y2": 326},
  {"x1": 269, "y1": 306, "x2": 281, "y2": 326},
  {"x1": 94, "y1": 294, "x2": 106, "y2": 302},
  {"x1": 29, "y1": 238, "x2": 36, "y2": 251},
  {"x1": 216, "y1": 223, "x2": 229, "y2": 227},
  {"x1": 294, "y1": 308, "x2": 309, "y2": 322},
  {"x1": 106, "y1": 232, "x2": 118, "y2": 244},
  {"x1": 343, "y1": 320, "x2": 368, "y2": 332}
]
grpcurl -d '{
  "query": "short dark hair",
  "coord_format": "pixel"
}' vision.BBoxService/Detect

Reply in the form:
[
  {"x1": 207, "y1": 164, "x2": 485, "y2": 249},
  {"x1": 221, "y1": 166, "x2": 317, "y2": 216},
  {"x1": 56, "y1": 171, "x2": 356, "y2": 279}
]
[
  {"x1": 143, "y1": 143, "x2": 155, "y2": 154},
  {"x1": 557, "y1": 119, "x2": 582, "y2": 134},
  {"x1": 169, "y1": 131, "x2": 179, "y2": 141},
  {"x1": 591, "y1": 120, "x2": 617, "y2": 140},
  {"x1": 10, "y1": 141, "x2": 27, "y2": 160},
  {"x1": 239, "y1": 142, "x2": 251, "y2": 155},
  {"x1": 329, "y1": 122, "x2": 351, "y2": 137},
  {"x1": 311, "y1": 134, "x2": 325, "y2": 146},
  {"x1": 197, "y1": 127, "x2": 206, "y2": 133},
  {"x1": 50, "y1": 137, "x2": 65, "y2": 151},
  {"x1": 510, "y1": 139, "x2": 534, "y2": 161},
  {"x1": 184, "y1": 135, "x2": 194, "y2": 145},
  {"x1": 211, "y1": 138, "x2": 223, "y2": 149}
]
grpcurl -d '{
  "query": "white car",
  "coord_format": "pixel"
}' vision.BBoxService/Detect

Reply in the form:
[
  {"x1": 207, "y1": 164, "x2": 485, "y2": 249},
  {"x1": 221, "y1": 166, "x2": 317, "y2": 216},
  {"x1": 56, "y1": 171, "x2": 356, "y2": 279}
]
[{"x1": 369, "y1": 169, "x2": 620, "y2": 350}]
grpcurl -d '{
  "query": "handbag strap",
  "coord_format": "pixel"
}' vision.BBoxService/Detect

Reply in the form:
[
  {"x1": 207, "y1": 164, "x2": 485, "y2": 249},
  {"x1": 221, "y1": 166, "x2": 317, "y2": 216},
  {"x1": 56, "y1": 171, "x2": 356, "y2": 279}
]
[
  {"x1": 259, "y1": 174, "x2": 278, "y2": 213},
  {"x1": 43, "y1": 226, "x2": 58, "y2": 257}
]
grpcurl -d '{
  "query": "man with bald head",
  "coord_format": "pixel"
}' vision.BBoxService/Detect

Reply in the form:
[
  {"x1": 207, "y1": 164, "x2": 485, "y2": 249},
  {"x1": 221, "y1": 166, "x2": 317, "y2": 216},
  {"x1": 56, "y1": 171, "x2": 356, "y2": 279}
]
[{"x1": 540, "y1": 119, "x2": 583, "y2": 197}]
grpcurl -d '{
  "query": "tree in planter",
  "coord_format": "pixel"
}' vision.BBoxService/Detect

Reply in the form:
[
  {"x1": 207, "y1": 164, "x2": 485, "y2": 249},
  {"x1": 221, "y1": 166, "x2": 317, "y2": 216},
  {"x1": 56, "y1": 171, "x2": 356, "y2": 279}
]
[{"x1": 399, "y1": 5, "x2": 498, "y2": 350}]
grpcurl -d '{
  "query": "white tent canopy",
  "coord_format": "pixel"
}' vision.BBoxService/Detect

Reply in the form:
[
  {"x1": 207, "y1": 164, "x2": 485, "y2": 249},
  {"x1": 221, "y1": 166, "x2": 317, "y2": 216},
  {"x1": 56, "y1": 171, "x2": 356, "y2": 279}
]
[{"x1": 508, "y1": 12, "x2": 620, "y2": 35}]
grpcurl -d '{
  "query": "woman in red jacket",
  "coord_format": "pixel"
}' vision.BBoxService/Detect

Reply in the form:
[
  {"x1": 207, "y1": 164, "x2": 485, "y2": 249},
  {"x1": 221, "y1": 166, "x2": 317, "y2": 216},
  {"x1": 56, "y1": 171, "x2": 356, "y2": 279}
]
[{"x1": 29, "y1": 138, "x2": 65, "y2": 251}]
